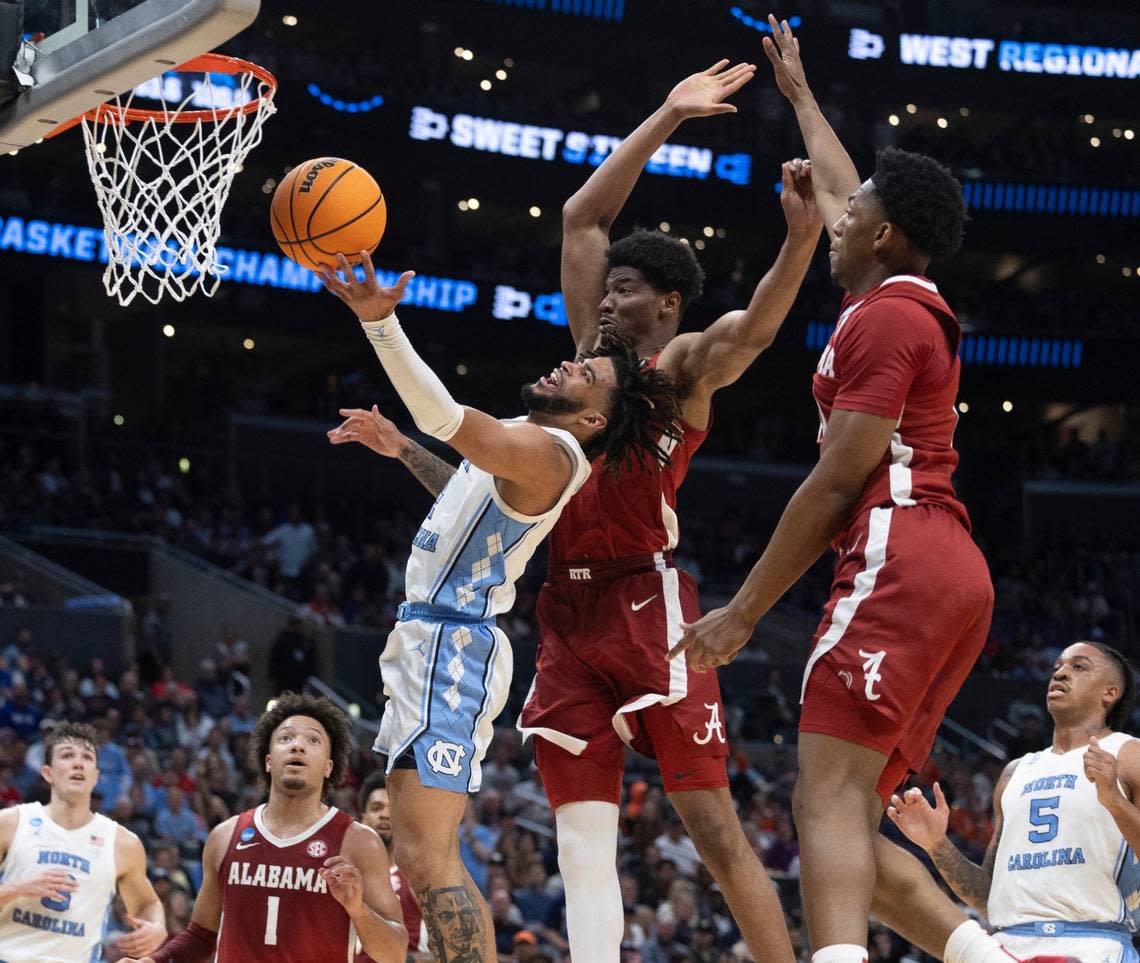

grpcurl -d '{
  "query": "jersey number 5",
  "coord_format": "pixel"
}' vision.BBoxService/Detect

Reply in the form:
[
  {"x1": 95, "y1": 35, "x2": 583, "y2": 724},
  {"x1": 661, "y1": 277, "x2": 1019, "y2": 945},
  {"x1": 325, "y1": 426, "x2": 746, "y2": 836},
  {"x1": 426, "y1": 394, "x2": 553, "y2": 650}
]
[
  {"x1": 1028, "y1": 795, "x2": 1060, "y2": 843},
  {"x1": 264, "y1": 895, "x2": 280, "y2": 945}
]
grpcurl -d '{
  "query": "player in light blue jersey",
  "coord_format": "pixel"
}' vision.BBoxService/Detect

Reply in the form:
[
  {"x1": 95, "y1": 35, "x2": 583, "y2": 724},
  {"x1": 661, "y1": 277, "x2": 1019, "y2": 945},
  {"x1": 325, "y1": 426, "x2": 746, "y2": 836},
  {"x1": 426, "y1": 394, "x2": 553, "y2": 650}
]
[
  {"x1": 889, "y1": 640, "x2": 1140, "y2": 963},
  {"x1": 0, "y1": 722, "x2": 166, "y2": 963},
  {"x1": 320, "y1": 252, "x2": 683, "y2": 963}
]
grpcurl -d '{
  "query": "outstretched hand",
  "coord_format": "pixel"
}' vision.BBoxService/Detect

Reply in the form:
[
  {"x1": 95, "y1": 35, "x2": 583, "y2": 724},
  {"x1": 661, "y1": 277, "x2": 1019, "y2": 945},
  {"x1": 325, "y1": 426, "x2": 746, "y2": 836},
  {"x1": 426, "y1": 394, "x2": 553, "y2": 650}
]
[
  {"x1": 886, "y1": 783, "x2": 950, "y2": 853},
  {"x1": 779, "y1": 158, "x2": 822, "y2": 238},
  {"x1": 763, "y1": 15, "x2": 811, "y2": 104},
  {"x1": 317, "y1": 251, "x2": 415, "y2": 323},
  {"x1": 328, "y1": 405, "x2": 406, "y2": 458},
  {"x1": 665, "y1": 59, "x2": 756, "y2": 119}
]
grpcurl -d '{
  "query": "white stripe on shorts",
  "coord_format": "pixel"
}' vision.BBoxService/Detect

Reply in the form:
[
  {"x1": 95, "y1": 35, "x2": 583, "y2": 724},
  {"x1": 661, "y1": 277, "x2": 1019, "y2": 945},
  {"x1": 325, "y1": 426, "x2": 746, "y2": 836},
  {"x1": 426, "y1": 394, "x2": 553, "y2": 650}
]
[
  {"x1": 800, "y1": 506, "x2": 893, "y2": 703},
  {"x1": 612, "y1": 554, "x2": 688, "y2": 745}
]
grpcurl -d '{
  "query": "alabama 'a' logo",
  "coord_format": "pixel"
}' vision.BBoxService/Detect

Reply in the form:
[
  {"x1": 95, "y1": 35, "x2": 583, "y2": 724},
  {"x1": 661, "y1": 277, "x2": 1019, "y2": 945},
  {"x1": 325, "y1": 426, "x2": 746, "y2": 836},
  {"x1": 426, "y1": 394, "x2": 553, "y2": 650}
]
[{"x1": 692, "y1": 703, "x2": 726, "y2": 746}]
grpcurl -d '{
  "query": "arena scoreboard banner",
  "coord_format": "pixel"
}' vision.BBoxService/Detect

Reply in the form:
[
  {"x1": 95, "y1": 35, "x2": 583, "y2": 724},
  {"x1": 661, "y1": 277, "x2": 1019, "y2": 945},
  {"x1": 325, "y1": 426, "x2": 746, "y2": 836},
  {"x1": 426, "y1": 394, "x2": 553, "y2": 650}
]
[{"x1": 848, "y1": 28, "x2": 1140, "y2": 80}]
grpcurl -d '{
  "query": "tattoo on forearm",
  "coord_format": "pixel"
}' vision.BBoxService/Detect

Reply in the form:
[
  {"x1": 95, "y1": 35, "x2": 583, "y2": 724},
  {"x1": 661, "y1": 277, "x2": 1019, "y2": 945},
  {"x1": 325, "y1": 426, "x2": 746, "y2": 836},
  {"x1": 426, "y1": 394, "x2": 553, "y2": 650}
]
[
  {"x1": 417, "y1": 882, "x2": 489, "y2": 963},
  {"x1": 930, "y1": 837, "x2": 993, "y2": 913},
  {"x1": 399, "y1": 441, "x2": 456, "y2": 497}
]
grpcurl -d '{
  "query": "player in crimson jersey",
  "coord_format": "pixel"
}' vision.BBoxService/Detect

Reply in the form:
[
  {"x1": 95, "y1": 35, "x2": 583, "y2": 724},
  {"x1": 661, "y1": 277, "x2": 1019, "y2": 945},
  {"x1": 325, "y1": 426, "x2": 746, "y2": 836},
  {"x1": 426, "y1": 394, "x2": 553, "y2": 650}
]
[
  {"x1": 375, "y1": 61, "x2": 822, "y2": 963},
  {"x1": 673, "y1": 18, "x2": 1074, "y2": 963},
  {"x1": 116, "y1": 693, "x2": 406, "y2": 963},
  {"x1": 355, "y1": 772, "x2": 430, "y2": 962}
]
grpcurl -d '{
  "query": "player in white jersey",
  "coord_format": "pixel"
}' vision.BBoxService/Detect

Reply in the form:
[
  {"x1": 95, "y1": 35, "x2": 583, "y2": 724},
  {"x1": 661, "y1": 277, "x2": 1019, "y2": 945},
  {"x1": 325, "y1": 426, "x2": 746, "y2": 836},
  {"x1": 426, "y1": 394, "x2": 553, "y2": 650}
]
[
  {"x1": 320, "y1": 253, "x2": 684, "y2": 963},
  {"x1": 0, "y1": 722, "x2": 166, "y2": 963},
  {"x1": 889, "y1": 640, "x2": 1140, "y2": 963}
]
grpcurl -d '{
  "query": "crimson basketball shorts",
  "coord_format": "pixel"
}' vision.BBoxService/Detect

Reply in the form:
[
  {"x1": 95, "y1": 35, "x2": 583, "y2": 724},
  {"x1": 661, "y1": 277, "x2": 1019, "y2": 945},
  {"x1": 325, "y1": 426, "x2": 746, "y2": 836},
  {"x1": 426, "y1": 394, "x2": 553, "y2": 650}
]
[
  {"x1": 799, "y1": 504, "x2": 994, "y2": 805},
  {"x1": 518, "y1": 552, "x2": 729, "y2": 810}
]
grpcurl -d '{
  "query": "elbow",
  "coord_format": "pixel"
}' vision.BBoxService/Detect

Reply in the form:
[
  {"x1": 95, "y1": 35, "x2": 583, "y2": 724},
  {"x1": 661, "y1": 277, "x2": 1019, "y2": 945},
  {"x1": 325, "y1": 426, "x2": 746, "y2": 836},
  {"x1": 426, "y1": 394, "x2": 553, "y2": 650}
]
[{"x1": 561, "y1": 196, "x2": 610, "y2": 233}]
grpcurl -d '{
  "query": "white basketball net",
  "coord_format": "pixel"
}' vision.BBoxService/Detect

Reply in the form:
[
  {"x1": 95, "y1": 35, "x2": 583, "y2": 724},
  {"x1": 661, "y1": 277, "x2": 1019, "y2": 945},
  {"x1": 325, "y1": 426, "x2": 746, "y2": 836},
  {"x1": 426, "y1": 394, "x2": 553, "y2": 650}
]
[{"x1": 81, "y1": 67, "x2": 276, "y2": 306}]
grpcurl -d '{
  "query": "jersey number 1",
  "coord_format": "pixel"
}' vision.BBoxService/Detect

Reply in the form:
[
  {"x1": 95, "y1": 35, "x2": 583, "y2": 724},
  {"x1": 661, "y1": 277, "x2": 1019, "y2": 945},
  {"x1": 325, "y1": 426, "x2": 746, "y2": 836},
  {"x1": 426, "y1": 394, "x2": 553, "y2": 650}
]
[{"x1": 264, "y1": 895, "x2": 280, "y2": 945}]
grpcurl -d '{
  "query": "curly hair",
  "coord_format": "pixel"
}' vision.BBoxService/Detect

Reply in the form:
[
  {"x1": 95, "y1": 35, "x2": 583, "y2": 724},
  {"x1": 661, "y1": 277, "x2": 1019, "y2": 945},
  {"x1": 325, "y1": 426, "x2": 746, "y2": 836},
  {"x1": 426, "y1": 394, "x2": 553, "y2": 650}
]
[
  {"x1": 44, "y1": 722, "x2": 99, "y2": 765},
  {"x1": 250, "y1": 692, "x2": 352, "y2": 798},
  {"x1": 871, "y1": 147, "x2": 966, "y2": 260},
  {"x1": 1085, "y1": 641, "x2": 1136, "y2": 731},
  {"x1": 606, "y1": 228, "x2": 705, "y2": 311},
  {"x1": 582, "y1": 331, "x2": 684, "y2": 478}
]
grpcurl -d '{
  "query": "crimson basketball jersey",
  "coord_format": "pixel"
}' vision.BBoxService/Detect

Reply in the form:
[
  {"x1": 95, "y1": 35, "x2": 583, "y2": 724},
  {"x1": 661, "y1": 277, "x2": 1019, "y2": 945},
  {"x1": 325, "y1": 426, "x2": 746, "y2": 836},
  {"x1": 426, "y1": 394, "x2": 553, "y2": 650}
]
[
  {"x1": 355, "y1": 862, "x2": 428, "y2": 961},
  {"x1": 550, "y1": 356, "x2": 709, "y2": 561},
  {"x1": 812, "y1": 274, "x2": 969, "y2": 539},
  {"x1": 216, "y1": 805, "x2": 357, "y2": 963}
]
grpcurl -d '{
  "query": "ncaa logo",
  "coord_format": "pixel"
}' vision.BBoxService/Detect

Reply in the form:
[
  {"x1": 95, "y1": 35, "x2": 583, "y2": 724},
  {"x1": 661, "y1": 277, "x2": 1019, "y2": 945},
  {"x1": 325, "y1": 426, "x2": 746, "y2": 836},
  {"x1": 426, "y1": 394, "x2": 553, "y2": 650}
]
[
  {"x1": 307, "y1": 839, "x2": 328, "y2": 859},
  {"x1": 848, "y1": 28, "x2": 885, "y2": 60},
  {"x1": 427, "y1": 740, "x2": 467, "y2": 776},
  {"x1": 240, "y1": 827, "x2": 256, "y2": 843}
]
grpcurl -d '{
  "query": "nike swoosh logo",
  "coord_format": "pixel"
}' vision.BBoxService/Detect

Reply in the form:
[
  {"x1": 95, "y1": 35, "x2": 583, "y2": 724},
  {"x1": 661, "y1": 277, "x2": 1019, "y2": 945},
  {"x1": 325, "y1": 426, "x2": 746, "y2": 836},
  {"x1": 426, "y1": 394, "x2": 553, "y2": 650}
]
[
  {"x1": 235, "y1": 841, "x2": 260, "y2": 850},
  {"x1": 631, "y1": 596, "x2": 657, "y2": 612}
]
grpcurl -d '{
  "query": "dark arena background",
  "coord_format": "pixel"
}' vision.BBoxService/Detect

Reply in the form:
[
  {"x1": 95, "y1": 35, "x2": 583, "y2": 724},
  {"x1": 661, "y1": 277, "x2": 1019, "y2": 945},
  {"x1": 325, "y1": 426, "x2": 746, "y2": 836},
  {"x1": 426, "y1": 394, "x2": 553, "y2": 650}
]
[{"x1": 0, "y1": 0, "x2": 1138, "y2": 960}]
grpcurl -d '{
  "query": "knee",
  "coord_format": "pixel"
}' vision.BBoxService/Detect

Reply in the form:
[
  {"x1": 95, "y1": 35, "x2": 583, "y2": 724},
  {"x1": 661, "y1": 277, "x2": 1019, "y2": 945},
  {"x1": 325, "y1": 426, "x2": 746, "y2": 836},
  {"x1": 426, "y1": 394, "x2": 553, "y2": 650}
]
[{"x1": 678, "y1": 799, "x2": 748, "y2": 870}]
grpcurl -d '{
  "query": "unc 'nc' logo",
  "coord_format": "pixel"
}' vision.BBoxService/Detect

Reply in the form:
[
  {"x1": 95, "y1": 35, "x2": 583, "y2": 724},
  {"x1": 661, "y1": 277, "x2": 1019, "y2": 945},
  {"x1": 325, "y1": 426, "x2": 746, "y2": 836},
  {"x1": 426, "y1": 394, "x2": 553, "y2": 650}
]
[
  {"x1": 426, "y1": 740, "x2": 467, "y2": 776},
  {"x1": 1041, "y1": 923, "x2": 1058, "y2": 935}
]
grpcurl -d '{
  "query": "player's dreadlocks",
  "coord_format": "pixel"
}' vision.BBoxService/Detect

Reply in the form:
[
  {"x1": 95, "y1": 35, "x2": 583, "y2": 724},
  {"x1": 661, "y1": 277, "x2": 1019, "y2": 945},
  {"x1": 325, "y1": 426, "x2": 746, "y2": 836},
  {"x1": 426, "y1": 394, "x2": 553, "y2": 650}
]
[
  {"x1": 251, "y1": 691, "x2": 352, "y2": 798},
  {"x1": 607, "y1": 228, "x2": 705, "y2": 311},
  {"x1": 583, "y1": 331, "x2": 684, "y2": 478},
  {"x1": 1086, "y1": 641, "x2": 1136, "y2": 731},
  {"x1": 871, "y1": 147, "x2": 967, "y2": 260}
]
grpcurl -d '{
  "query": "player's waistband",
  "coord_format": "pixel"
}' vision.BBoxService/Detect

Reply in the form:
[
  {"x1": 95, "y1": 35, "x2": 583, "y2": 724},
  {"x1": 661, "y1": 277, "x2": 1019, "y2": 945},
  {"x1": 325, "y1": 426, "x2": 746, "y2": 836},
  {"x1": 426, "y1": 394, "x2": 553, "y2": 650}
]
[
  {"x1": 547, "y1": 551, "x2": 675, "y2": 582},
  {"x1": 994, "y1": 921, "x2": 1133, "y2": 940},
  {"x1": 396, "y1": 602, "x2": 496, "y2": 625}
]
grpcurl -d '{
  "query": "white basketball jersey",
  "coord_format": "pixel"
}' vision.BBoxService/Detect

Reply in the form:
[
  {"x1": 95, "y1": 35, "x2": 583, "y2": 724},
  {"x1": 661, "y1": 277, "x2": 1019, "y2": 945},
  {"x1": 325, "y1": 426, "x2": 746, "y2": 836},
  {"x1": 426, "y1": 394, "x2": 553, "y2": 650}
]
[
  {"x1": 990, "y1": 731, "x2": 1138, "y2": 930},
  {"x1": 404, "y1": 422, "x2": 590, "y2": 618},
  {"x1": 0, "y1": 802, "x2": 118, "y2": 963}
]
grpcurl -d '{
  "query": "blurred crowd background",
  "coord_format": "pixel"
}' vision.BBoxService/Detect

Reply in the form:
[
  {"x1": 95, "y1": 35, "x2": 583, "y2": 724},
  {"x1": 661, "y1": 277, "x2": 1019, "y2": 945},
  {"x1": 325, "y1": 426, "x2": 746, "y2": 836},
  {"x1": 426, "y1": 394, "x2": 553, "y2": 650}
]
[{"x1": 1, "y1": 0, "x2": 1138, "y2": 959}]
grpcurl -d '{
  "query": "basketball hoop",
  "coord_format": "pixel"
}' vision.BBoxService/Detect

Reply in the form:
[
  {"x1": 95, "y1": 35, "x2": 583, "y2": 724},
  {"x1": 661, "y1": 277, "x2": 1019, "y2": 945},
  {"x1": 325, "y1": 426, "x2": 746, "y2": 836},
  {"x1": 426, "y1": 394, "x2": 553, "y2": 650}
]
[{"x1": 62, "y1": 52, "x2": 277, "y2": 306}]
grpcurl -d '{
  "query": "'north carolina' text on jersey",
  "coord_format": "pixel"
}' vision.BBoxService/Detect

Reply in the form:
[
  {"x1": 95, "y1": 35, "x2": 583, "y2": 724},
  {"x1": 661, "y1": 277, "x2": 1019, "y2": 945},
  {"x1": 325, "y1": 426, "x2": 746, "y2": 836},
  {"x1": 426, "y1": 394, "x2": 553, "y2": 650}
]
[
  {"x1": 812, "y1": 275, "x2": 969, "y2": 541},
  {"x1": 990, "y1": 731, "x2": 1140, "y2": 931},
  {"x1": 0, "y1": 802, "x2": 118, "y2": 963}
]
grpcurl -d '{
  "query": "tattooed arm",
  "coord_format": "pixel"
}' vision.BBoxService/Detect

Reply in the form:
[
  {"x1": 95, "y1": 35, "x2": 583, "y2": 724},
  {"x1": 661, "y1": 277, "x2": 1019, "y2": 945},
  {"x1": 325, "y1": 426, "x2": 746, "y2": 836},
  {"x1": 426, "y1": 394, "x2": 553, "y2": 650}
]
[
  {"x1": 417, "y1": 879, "x2": 493, "y2": 963},
  {"x1": 397, "y1": 438, "x2": 457, "y2": 497},
  {"x1": 328, "y1": 404, "x2": 457, "y2": 497},
  {"x1": 888, "y1": 759, "x2": 1017, "y2": 917}
]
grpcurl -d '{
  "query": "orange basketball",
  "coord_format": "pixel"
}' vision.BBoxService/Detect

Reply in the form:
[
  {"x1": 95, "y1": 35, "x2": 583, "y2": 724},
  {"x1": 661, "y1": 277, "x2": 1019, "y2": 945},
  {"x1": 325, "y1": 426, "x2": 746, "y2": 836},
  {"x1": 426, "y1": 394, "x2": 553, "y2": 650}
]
[{"x1": 270, "y1": 157, "x2": 387, "y2": 271}]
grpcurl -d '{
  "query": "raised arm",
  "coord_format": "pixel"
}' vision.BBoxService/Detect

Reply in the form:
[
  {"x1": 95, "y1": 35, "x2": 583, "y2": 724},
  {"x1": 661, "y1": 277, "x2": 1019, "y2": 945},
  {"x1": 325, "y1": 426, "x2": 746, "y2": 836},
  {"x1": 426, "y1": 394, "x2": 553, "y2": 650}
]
[
  {"x1": 327, "y1": 405, "x2": 456, "y2": 498},
  {"x1": 657, "y1": 158, "x2": 821, "y2": 427},
  {"x1": 763, "y1": 15, "x2": 861, "y2": 240},
  {"x1": 319, "y1": 255, "x2": 573, "y2": 510},
  {"x1": 886, "y1": 767, "x2": 1014, "y2": 918},
  {"x1": 562, "y1": 60, "x2": 756, "y2": 352}
]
